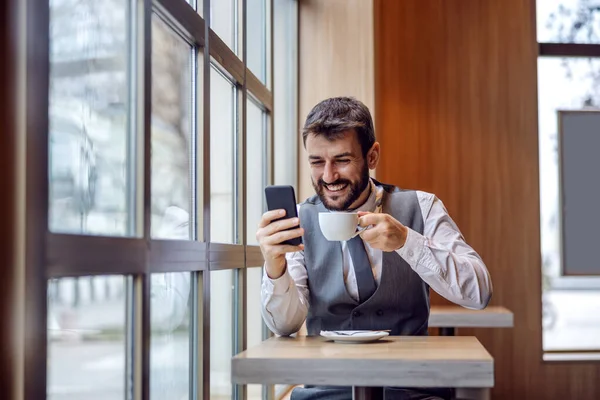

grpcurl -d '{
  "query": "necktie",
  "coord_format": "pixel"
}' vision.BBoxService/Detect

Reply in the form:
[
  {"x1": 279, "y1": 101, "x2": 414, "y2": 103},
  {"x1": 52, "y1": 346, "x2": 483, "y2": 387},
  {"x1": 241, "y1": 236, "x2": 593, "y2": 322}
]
[{"x1": 347, "y1": 236, "x2": 377, "y2": 302}]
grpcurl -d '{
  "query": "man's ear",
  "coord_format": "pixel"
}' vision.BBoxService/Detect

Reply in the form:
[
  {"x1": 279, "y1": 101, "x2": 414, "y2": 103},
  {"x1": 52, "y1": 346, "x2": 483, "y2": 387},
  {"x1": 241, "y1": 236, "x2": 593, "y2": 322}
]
[{"x1": 367, "y1": 142, "x2": 380, "y2": 169}]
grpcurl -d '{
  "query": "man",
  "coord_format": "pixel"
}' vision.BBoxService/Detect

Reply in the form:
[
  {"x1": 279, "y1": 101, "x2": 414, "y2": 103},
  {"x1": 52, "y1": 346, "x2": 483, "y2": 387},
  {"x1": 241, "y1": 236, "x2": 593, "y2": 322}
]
[{"x1": 257, "y1": 97, "x2": 492, "y2": 400}]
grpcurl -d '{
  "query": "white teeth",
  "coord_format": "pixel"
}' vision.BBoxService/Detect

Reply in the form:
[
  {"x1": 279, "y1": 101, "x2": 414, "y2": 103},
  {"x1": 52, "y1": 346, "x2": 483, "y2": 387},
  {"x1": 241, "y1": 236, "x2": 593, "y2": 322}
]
[{"x1": 326, "y1": 184, "x2": 347, "y2": 192}]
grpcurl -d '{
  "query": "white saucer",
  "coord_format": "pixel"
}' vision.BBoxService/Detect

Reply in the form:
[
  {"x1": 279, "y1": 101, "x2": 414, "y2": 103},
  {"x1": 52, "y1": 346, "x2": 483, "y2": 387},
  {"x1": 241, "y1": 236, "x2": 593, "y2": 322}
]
[{"x1": 319, "y1": 330, "x2": 389, "y2": 344}]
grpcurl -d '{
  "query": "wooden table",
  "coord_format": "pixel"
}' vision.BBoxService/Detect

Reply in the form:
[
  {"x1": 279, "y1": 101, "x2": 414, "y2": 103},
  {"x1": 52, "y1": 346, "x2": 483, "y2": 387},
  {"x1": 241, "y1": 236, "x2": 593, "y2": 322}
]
[
  {"x1": 232, "y1": 335, "x2": 494, "y2": 400},
  {"x1": 429, "y1": 305, "x2": 514, "y2": 336}
]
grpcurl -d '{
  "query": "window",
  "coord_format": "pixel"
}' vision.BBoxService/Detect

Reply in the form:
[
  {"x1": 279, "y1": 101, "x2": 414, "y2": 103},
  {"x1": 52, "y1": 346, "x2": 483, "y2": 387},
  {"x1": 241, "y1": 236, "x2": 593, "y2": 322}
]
[
  {"x1": 246, "y1": 267, "x2": 265, "y2": 400},
  {"x1": 47, "y1": 276, "x2": 127, "y2": 399},
  {"x1": 210, "y1": 66, "x2": 237, "y2": 244},
  {"x1": 49, "y1": 0, "x2": 133, "y2": 237},
  {"x1": 246, "y1": 98, "x2": 267, "y2": 246},
  {"x1": 210, "y1": 0, "x2": 237, "y2": 52},
  {"x1": 537, "y1": 0, "x2": 600, "y2": 354},
  {"x1": 245, "y1": 97, "x2": 268, "y2": 399},
  {"x1": 151, "y1": 14, "x2": 193, "y2": 241},
  {"x1": 36, "y1": 0, "x2": 298, "y2": 399},
  {"x1": 210, "y1": 269, "x2": 235, "y2": 399},
  {"x1": 537, "y1": 0, "x2": 600, "y2": 44},
  {"x1": 151, "y1": 272, "x2": 191, "y2": 399},
  {"x1": 247, "y1": 0, "x2": 270, "y2": 85}
]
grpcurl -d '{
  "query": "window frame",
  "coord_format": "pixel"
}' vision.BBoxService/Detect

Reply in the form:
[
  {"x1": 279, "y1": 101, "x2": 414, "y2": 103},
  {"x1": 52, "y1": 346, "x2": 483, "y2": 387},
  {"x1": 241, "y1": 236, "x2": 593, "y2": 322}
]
[
  {"x1": 537, "y1": 27, "x2": 600, "y2": 284},
  {"x1": 24, "y1": 0, "x2": 288, "y2": 399},
  {"x1": 536, "y1": 1, "x2": 600, "y2": 357}
]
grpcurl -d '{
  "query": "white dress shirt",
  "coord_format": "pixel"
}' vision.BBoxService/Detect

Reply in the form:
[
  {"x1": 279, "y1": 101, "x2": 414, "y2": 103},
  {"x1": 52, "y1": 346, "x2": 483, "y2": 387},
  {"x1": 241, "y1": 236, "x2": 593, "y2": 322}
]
[{"x1": 260, "y1": 181, "x2": 493, "y2": 336}]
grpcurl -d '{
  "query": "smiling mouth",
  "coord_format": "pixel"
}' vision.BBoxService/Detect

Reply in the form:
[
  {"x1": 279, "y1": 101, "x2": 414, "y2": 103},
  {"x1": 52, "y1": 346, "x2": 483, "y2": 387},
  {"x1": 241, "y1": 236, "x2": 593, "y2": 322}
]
[{"x1": 324, "y1": 183, "x2": 348, "y2": 193}]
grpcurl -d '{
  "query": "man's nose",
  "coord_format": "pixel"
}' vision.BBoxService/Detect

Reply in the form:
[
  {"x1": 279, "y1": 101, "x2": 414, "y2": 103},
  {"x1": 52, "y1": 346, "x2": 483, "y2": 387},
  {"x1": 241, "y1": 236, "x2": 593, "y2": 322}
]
[{"x1": 322, "y1": 162, "x2": 339, "y2": 183}]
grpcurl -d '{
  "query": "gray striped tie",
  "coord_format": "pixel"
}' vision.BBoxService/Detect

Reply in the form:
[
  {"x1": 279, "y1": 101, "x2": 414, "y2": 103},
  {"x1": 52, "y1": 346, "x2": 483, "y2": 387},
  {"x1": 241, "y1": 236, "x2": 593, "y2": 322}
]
[{"x1": 347, "y1": 236, "x2": 376, "y2": 302}]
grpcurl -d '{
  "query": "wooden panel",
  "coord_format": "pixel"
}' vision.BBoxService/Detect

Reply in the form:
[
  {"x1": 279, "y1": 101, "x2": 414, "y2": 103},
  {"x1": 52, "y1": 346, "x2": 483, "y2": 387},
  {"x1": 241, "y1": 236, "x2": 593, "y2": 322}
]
[
  {"x1": 298, "y1": 0, "x2": 374, "y2": 201},
  {"x1": 149, "y1": 240, "x2": 207, "y2": 272},
  {"x1": 374, "y1": 0, "x2": 600, "y2": 399},
  {"x1": 24, "y1": 0, "x2": 51, "y2": 397},
  {"x1": 233, "y1": 336, "x2": 493, "y2": 388},
  {"x1": 246, "y1": 68, "x2": 273, "y2": 112},
  {"x1": 209, "y1": 29, "x2": 245, "y2": 85},
  {"x1": 47, "y1": 234, "x2": 147, "y2": 277},
  {"x1": 208, "y1": 243, "x2": 245, "y2": 270},
  {"x1": 245, "y1": 245, "x2": 265, "y2": 267},
  {"x1": 0, "y1": 0, "x2": 20, "y2": 398},
  {"x1": 154, "y1": 0, "x2": 205, "y2": 47}
]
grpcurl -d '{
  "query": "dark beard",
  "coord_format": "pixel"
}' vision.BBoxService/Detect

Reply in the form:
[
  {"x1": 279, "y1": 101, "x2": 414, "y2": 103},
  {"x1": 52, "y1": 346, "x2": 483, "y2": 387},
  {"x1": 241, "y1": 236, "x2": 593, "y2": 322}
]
[{"x1": 312, "y1": 164, "x2": 370, "y2": 211}]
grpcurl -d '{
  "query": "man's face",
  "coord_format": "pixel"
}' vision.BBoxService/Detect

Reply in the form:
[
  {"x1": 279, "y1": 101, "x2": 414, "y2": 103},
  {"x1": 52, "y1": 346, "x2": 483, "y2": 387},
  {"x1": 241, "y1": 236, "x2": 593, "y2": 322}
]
[{"x1": 306, "y1": 130, "x2": 375, "y2": 211}]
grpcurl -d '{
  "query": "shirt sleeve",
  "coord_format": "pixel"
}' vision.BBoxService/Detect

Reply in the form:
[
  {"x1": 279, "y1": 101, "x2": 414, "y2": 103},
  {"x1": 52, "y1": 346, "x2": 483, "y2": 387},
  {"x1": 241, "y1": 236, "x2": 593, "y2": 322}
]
[
  {"x1": 260, "y1": 249, "x2": 310, "y2": 336},
  {"x1": 396, "y1": 192, "x2": 493, "y2": 309}
]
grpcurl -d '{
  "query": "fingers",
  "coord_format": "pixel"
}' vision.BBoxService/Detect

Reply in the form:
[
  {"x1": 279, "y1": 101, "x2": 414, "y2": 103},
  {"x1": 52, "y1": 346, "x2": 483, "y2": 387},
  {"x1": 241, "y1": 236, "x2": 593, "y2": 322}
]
[
  {"x1": 359, "y1": 226, "x2": 387, "y2": 250},
  {"x1": 257, "y1": 209, "x2": 304, "y2": 265},
  {"x1": 358, "y1": 212, "x2": 384, "y2": 227},
  {"x1": 359, "y1": 226, "x2": 379, "y2": 242},
  {"x1": 260, "y1": 226, "x2": 305, "y2": 261},
  {"x1": 260, "y1": 217, "x2": 301, "y2": 238},
  {"x1": 264, "y1": 244, "x2": 304, "y2": 258},
  {"x1": 263, "y1": 227, "x2": 304, "y2": 246},
  {"x1": 358, "y1": 214, "x2": 408, "y2": 252},
  {"x1": 258, "y1": 209, "x2": 287, "y2": 228}
]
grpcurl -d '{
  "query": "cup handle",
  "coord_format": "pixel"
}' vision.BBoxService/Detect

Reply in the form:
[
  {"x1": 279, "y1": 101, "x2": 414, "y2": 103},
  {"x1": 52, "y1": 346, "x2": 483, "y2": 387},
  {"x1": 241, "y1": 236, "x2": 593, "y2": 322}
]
[{"x1": 351, "y1": 225, "x2": 369, "y2": 239}]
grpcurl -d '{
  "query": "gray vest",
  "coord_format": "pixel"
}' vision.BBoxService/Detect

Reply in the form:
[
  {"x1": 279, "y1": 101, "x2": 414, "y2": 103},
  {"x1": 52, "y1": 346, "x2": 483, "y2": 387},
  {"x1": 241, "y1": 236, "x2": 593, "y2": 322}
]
[{"x1": 299, "y1": 181, "x2": 429, "y2": 336}]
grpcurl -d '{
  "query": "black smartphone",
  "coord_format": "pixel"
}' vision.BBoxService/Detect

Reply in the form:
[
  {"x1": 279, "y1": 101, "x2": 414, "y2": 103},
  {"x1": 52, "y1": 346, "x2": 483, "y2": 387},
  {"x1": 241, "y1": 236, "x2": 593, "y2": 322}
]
[{"x1": 264, "y1": 185, "x2": 302, "y2": 246}]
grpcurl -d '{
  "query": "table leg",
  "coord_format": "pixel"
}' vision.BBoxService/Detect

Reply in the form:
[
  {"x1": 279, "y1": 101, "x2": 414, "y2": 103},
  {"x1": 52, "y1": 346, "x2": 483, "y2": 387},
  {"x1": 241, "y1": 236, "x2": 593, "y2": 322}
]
[
  {"x1": 352, "y1": 386, "x2": 384, "y2": 400},
  {"x1": 439, "y1": 327, "x2": 456, "y2": 336},
  {"x1": 456, "y1": 388, "x2": 490, "y2": 400}
]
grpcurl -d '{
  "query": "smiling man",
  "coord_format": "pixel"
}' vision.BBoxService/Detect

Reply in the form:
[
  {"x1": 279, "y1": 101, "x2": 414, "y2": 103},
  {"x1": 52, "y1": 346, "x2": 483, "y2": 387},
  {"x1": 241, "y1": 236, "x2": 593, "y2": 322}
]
[{"x1": 256, "y1": 97, "x2": 493, "y2": 400}]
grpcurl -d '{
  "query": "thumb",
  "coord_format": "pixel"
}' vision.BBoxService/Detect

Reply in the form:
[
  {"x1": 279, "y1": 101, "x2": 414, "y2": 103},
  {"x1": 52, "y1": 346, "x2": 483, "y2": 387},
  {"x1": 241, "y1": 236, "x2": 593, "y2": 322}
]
[{"x1": 357, "y1": 211, "x2": 371, "y2": 217}]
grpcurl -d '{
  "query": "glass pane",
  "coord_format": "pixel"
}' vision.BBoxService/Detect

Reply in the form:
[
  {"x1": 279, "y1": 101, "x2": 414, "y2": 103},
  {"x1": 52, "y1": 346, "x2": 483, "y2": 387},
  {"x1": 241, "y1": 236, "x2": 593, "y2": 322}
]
[
  {"x1": 151, "y1": 273, "x2": 191, "y2": 400},
  {"x1": 151, "y1": 14, "x2": 193, "y2": 240},
  {"x1": 537, "y1": 0, "x2": 600, "y2": 43},
  {"x1": 246, "y1": 100, "x2": 267, "y2": 245},
  {"x1": 273, "y1": 0, "x2": 298, "y2": 186},
  {"x1": 210, "y1": 270, "x2": 235, "y2": 399},
  {"x1": 210, "y1": 66, "x2": 237, "y2": 243},
  {"x1": 49, "y1": 0, "x2": 132, "y2": 236},
  {"x1": 538, "y1": 57, "x2": 600, "y2": 350},
  {"x1": 210, "y1": 0, "x2": 236, "y2": 51},
  {"x1": 247, "y1": 0, "x2": 267, "y2": 83},
  {"x1": 246, "y1": 267, "x2": 264, "y2": 400},
  {"x1": 47, "y1": 276, "x2": 126, "y2": 399}
]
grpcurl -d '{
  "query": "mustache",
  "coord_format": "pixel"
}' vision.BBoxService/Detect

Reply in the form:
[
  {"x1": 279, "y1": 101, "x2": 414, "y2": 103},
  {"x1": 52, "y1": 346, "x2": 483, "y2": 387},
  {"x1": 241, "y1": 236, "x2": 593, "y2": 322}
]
[{"x1": 318, "y1": 178, "x2": 351, "y2": 188}]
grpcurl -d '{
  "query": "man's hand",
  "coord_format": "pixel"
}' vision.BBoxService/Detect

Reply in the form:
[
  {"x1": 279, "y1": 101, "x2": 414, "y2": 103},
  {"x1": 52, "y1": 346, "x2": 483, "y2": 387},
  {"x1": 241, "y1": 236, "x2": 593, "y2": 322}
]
[
  {"x1": 357, "y1": 211, "x2": 408, "y2": 252},
  {"x1": 256, "y1": 209, "x2": 304, "y2": 279}
]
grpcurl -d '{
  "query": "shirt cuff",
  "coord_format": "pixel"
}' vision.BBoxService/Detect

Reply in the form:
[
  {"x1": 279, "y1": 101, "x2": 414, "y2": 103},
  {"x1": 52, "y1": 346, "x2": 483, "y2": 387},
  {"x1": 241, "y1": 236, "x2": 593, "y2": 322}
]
[
  {"x1": 263, "y1": 266, "x2": 293, "y2": 296},
  {"x1": 396, "y1": 227, "x2": 426, "y2": 267}
]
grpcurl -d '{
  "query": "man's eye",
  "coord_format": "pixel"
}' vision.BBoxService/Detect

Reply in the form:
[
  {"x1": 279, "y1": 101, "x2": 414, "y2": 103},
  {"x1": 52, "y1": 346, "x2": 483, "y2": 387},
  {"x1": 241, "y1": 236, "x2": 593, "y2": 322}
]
[
  {"x1": 310, "y1": 161, "x2": 324, "y2": 166},
  {"x1": 337, "y1": 159, "x2": 350, "y2": 164}
]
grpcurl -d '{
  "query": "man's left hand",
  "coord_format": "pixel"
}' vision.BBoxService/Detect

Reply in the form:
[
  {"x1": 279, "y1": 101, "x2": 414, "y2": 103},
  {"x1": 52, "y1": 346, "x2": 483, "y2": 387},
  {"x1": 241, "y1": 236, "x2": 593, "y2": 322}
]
[{"x1": 357, "y1": 211, "x2": 409, "y2": 252}]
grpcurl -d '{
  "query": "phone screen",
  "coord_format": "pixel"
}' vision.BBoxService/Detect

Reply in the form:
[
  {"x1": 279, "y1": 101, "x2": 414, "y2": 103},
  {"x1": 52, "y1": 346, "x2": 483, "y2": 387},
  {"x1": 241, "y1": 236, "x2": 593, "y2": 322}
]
[{"x1": 264, "y1": 185, "x2": 302, "y2": 246}]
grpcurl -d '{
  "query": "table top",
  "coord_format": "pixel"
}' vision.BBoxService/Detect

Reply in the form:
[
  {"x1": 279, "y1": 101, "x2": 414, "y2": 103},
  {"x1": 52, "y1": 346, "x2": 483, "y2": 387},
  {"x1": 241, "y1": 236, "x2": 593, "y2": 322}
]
[
  {"x1": 428, "y1": 305, "x2": 514, "y2": 328},
  {"x1": 232, "y1": 335, "x2": 494, "y2": 388}
]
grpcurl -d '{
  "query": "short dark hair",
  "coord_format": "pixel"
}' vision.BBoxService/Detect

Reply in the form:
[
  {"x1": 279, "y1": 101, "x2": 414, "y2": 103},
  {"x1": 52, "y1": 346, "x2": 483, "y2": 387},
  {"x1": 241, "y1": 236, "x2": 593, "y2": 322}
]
[{"x1": 302, "y1": 97, "x2": 375, "y2": 157}]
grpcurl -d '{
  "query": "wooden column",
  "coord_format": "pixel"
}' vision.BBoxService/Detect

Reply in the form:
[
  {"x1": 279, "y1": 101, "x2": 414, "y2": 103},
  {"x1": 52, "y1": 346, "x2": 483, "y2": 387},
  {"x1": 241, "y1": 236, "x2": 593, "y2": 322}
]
[
  {"x1": 298, "y1": 0, "x2": 375, "y2": 201},
  {"x1": 0, "y1": 0, "x2": 22, "y2": 399},
  {"x1": 374, "y1": 0, "x2": 600, "y2": 398}
]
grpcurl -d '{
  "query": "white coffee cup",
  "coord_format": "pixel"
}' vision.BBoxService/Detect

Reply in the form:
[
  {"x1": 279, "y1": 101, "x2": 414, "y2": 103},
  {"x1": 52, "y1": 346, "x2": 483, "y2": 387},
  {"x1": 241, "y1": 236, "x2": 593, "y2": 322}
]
[{"x1": 318, "y1": 212, "x2": 367, "y2": 241}]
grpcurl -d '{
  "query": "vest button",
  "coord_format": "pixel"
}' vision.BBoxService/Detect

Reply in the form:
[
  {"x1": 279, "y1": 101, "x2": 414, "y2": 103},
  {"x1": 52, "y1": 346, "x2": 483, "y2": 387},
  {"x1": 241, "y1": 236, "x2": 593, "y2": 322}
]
[
  {"x1": 376, "y1": 309, "x2": 384, "y2": 316},
  {"x1": 352, "y1": 311, "x2": 361, "y2": 317}
]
